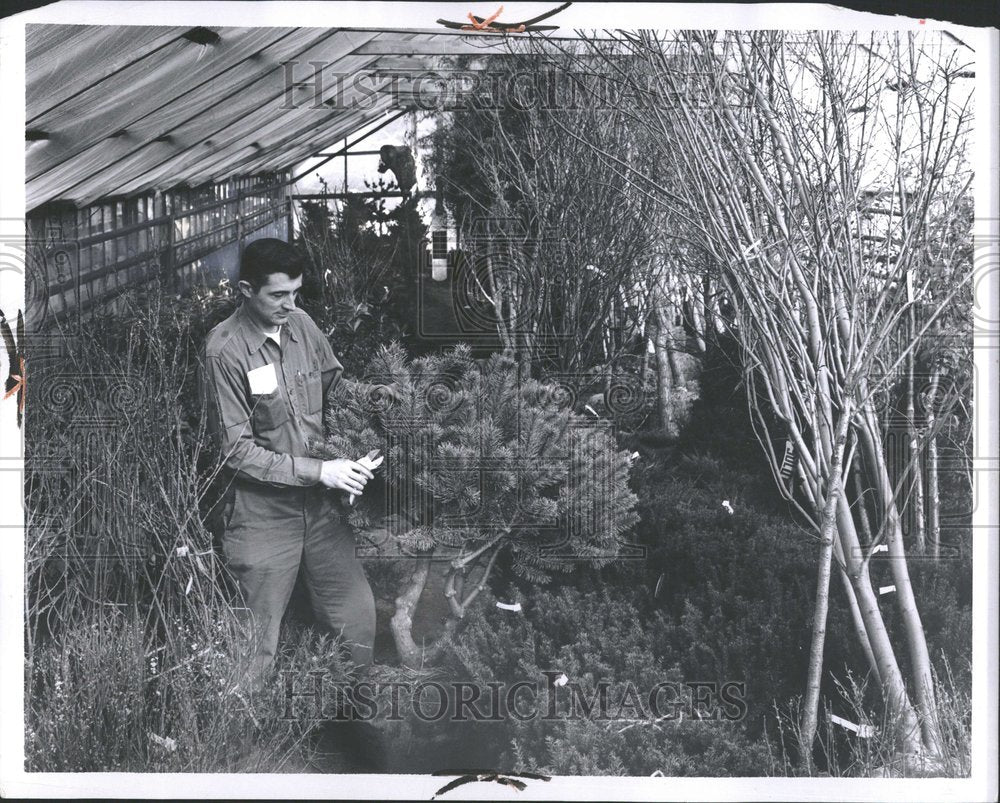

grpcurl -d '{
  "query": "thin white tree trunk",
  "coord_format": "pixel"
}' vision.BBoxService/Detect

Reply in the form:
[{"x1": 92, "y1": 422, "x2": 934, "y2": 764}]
[
  {"x1": 804, "y1": 451, "x2": 880, "y2": 681},
  {"x1": 652, "y1": 304, "x2": 679, "y2": 436},
  {"x1": 907, "y1": 335, "x2": 927, "y2": 553},
  {"x1": 852, "y1": 467, "x2": 874, "y2": 545},
  {"x1": 836, "y1": 559, "x2": 880, "y2": 679},
  {"x1": 686, "y1": 275, "x2": 707, "y2": 353},
  {"x1": 837, "y1": 493, "x2": 924, "y2": 755},
  {"x1": 799, "y1": 406, "x2": 851, "y2": 768},
  {"x1": 925, "y1": 368, "x2": 942, "y2": 559},
  {"x1": 858, "y1": 403, "x2": 943, "y2": 754}
]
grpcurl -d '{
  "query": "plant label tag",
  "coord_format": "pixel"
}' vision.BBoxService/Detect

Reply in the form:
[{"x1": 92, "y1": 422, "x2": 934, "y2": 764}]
[
  {"x1": 347, "y1": 450, "x2": 385, "y2": 505},
  {"x1": 831, "y1": 714, "x2": 874, "y2": 737},
  {"x1": 359, "y1": 450, "x2": 384, "y2": 471},
  {"x1": 247, "y1": 363, "x2": 278, "y2": 395}
]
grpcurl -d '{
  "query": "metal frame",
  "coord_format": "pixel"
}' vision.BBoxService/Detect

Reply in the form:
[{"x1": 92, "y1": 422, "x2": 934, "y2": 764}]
[
  {"x1": 29, "y1": 174, "x2": 290, "y2": 323},
  {"x1": 24, "y1": 25, "x2": 582, "y2": 323},
  {"x1": 26, "y1": 26, "x2": 581, "y2": 209}
]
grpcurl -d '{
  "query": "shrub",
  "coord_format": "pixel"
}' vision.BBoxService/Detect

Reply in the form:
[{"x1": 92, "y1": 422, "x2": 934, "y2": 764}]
[
  {"x1": 24, "y1": 291, "x2": 350, "y2": 772},
  {"x1": 447, "y1": 584, "x2": 774, "y2": 776},
  {"x1": 313, "y1": 344, "x2": 640, "y2": 669},
  {"x1": 26, "y1": 607, "x2": 352, "y2": 772}
]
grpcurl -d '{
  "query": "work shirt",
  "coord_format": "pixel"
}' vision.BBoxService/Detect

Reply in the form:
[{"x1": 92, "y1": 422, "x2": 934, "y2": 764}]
[
  {"x1": 201, "y1": 303, "x2": 343, "y2": 488},
  {"x1": 201, "y1": 304, "x2": 378, "y2": 675}
]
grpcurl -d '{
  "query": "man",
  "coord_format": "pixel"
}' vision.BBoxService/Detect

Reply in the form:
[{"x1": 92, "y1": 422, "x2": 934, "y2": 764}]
[{"x1": 201, "y1": 237, "x2": 384, "y2": 689}]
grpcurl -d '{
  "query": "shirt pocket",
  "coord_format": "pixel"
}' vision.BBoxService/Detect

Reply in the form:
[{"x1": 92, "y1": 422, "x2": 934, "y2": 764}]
[
  {"x1": 305, "y1": 367, "x2": 324, "y2": 413},
  {"x1": 250, "y1": 389, "x2": 288, "y2": 431}
]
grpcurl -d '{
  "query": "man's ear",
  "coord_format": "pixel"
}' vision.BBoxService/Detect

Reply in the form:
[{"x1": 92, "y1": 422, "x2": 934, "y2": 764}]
[{"x1": 237, "y1": 280, "x2": 256, "y2": 299}]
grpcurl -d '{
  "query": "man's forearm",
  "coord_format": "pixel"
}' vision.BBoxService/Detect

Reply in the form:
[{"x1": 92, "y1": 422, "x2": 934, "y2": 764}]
[
  {"x1": 218, "y1": 423, "x2": 323, "y2": 487},
  {"x1": 203, "y1": 354, "x2": 324, "y2": 488}
]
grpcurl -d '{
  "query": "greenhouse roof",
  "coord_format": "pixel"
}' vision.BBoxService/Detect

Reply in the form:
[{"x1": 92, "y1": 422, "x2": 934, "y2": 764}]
[{"x1": 25, "y1": 25, "x2": 551, "y2": 211}]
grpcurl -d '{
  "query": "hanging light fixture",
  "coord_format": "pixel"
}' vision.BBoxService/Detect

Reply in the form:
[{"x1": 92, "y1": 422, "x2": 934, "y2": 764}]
[{"x1": 429, "y1": 178, "x2": 454, "y2": 281}]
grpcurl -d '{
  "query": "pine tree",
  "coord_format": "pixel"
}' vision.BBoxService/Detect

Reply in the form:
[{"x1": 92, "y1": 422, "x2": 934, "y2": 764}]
[{"x1": 313, "y1": 344, "x2": 640, "y2": 668}]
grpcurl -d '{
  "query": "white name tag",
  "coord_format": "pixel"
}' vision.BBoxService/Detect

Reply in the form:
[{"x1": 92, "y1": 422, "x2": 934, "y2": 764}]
[{"x1": 247, "y1": 363, "x2": 278, "y2": 395}]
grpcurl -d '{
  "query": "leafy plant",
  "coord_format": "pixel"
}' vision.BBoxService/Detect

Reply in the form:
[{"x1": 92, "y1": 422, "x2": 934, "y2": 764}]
[{"x1": 294, "y1": 175, "x2": 424, "y2": 366}]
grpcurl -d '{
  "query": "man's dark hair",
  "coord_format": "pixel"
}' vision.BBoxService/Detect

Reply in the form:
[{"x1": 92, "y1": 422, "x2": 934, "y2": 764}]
[{"x1": 239, "y1": 238, "x2": 304, "y2": 289}]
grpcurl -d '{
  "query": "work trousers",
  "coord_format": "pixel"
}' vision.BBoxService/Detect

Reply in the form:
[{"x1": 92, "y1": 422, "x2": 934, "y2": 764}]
[{"x1": 221, "y1": 481, "x2": 375, "y2": 686}]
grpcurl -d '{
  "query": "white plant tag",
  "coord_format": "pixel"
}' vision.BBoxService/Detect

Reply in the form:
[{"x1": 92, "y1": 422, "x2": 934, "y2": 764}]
[
  {"x1": 359, "y1": 451, "x2": 384, "y2": 471},
  {"x1": 831, "y1": 714, "x2": 875, "y2": 738},
  {"x1": 872, "y1": 544, "x2": 888, "y2": 553},
  {"x1": 879, "y1": 584, "x2": 896, "y2": 595},
  {"x1": 496, "y1": 601, "x2": 522, "y2": 612},
  {"x1": 553, "y1": 673, "x2": 569, "y2": 687},
  {"x1": 149, "y1": 733, "x2": 177, "y2": 752},
  {"x1": 348, "y1": 450, "x2": 384, "y2": 505},
  {"x1": 247, "y1": 363, "x2": 278, "y2": 395}
]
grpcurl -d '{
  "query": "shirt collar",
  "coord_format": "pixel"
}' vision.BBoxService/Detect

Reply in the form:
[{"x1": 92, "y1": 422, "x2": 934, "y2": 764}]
[{"x1": 235, "y1": 302, "x2": 300, "y2": 355}]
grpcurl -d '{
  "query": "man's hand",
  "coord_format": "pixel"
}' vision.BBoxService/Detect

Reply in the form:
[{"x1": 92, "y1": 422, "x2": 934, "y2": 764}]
[{"x1": 319, "y1": 458, "x2": 375, "y2": 495}]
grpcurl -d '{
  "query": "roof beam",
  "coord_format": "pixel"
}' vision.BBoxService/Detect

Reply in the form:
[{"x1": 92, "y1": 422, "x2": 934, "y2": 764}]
[
  {"x1": 292, "y1": 190, "x2": 415, "y2": 200},
  {"x1": 339, "y1": 26, "x2": 585, "y2": 40},
  {"x1": 313, "y1": 149, "x2": 382, "y2": 157},
  {"x1": 234, "y1": 101, "x2": 404, "y2": 179},
  {"x1": 286, "y1": 107, "x2": 410, "y2": 182},
  {"x1": 353, "y1": 38, "x2": 520, "y2": 56},
  {"x1": 144, "y1": 62, "x2": 398, "y2": 187},
  {"x1": 110, "y1": 87, "x2": 400, "y2": 198},
  {"x1": 362, "y1": 56, "x2": 449, "y2": 72}
]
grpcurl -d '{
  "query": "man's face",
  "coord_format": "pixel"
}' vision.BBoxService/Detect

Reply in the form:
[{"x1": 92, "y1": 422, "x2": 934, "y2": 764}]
[{"x1": 239, "y1": 272, "x2": 303, "y2": 329}]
